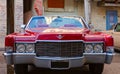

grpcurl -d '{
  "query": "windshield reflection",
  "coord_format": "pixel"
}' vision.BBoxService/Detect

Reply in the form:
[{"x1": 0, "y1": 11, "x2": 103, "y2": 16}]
[{"x1": 27, "y1": 16, "x2": 85, "y2": 30}]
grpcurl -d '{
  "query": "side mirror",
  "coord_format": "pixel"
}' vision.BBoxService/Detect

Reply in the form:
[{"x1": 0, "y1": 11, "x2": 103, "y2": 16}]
[
  {"x1": 21, "y1": 24, "x2": 26, "y2": 29},
  {"x1": 89, "y1": 24, "x2": 94, "y2": 29},
  {"x1": 20, "y1": 24, "x2": 26, "y2": 34}
]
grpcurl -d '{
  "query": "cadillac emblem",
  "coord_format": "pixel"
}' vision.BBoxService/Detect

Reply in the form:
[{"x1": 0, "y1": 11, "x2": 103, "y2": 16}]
[{"x1": 56, "y1": 35, "x2": 64, "y2": 39}]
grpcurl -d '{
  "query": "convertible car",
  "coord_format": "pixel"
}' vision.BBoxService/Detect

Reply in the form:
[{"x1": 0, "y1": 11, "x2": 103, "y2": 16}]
[{"x1": 4, "y1": 16, "x2": 114, "y2": 74}]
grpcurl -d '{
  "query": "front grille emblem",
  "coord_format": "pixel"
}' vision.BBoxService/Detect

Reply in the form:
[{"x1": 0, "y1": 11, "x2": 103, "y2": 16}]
[{"x1": 56, "y1": 35, "x2": 64, "y2": 39}]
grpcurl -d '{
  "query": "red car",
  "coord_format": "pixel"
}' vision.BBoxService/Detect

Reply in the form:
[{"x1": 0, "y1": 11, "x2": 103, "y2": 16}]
[{"x1": 4, "y1": 16, "x2": 114, "y2": 74}]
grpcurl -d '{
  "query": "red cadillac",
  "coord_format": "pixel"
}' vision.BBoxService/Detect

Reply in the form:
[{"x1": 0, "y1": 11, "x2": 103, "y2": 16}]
[{"x1": 4, "y1": 16, "x2": 114, "y2": 74}]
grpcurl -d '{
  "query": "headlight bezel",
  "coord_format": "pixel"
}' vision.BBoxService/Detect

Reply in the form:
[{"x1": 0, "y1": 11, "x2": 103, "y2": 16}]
[
  {"x1": 85, "y1": 44, "x2": 94, "y2": 53},
  {"x1": 26, "y1": 44, "x2": 35, "y2": 53},
  {"x1": 15, "y1": 43, "x2": 35, "y2": 53},
  {"x1": 16, "y1": 44, "x2": 26, "y2": 53},
  {"x1": 94, "y1": 44, "x2": 103, "y2": 53},
  {"x1": 84, "y1": 43, "x2": 104, "y2": 53}
]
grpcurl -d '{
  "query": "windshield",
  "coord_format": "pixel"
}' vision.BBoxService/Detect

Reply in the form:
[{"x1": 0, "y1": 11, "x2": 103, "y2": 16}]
[{"x1": 27, "y1": 16, "x2": 87, "y2": 31}]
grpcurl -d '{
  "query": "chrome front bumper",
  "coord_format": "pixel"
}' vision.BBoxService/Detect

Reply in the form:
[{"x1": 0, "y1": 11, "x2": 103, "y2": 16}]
[{"x1": 4, "y1": 53, "x2": 113, "y2": 69}]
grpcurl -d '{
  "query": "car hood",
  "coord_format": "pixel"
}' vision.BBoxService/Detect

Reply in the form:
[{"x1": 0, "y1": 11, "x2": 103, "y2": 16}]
[
  {"x1": 34, "y1": 28, "x2": 89, "y2": 40},
  {"x1": 13, "y1": 28, "x2": 105, "y2": 42}
]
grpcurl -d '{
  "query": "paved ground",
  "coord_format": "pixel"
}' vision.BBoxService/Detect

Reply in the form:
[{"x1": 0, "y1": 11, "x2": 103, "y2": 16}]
[
  {"x1": 0, "y1": 51, "x2": 7, "y2": 74},
  {"x1": 28, "y1": 53, "x2": 120, "y2": 74},
  {"x1": 0, "y1": 51, "x2": 120, "y2": 74}
]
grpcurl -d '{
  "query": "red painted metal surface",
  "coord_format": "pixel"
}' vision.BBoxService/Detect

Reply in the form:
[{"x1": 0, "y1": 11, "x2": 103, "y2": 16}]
[{"x1": 5, "y1": 27, "x2": 113, "y2": 47}]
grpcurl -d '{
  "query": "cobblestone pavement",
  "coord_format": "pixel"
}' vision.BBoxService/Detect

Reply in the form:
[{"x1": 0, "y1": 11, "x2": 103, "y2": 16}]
[{"x1": 0, "y1": 51, "x2": 120, "y2": 74}]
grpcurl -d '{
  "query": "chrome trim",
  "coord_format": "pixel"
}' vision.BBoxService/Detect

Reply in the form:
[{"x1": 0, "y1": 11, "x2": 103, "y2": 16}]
[
  {"x1": 15, "y1": 40, "x2": 104, "y2": 43},
  {"x1": 4, "y1": 52, "x2": 113, "y2": 65},
  {"x1": 35, "y1": 40, "x2": 84, "y2": 42},
  {"x1": 34, "y1": 56, "x2": 85, "y2": 70},
  {"x1": 56, "y1": 35, "x2": 64, "y2": 39},
  {"x1": 105, "y1": 53, "x2": 114, "y2": 64},
  {"x1": 80, "y1": 17, "x2": 90, "y2": 29},
  {"x1": 84, "y1": 41, "x2": 104, "y2": 43},
  {"x1": 36, "y1": 41, "x2": 103, "y2": 43},
  {"x1": 83, "y1": 53, "x2": 106, "y2": 55},
  {"x1": 12, "y1": 53, "x2": 36, "y2": 56},
  {"x1": 4, "y1": 53, "x2": 36, "y2": 56},
  {"x1": 15, "y1": 42, "x2": 36, "y2": 43},
  {"x1": 35, "y1": 56, "x2": 84, "y2": 60},
  {"x1": 4, "y1": 53, "x2": 13, "y2": 56}
]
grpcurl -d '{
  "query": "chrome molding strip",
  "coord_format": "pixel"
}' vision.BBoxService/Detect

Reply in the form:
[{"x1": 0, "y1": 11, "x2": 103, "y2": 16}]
[
  {"x1": 35, "y1": 40, "x2": 83, "y2": 42},
  {"x1": 4, "y1": 53, "x2": 110, "y2": 56},
  {"x1": 15, "y1": 40, "x2": 104, "y2": 43},
  {"x1": 4, "y1": 53, "x2": 36, "y2": 56},
  {"x1": 35, "y1": 56, "x2": 84, "y2": 60}
]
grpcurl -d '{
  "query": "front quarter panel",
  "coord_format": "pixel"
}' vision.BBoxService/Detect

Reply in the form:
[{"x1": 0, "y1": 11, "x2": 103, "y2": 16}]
[{"x1": 5, "y1": 34, "x2": 15, "y2": 48}]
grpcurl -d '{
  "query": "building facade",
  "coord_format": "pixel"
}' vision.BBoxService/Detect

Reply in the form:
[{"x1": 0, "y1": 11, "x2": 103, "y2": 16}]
[
  {"x1": 0, "y1": 0, "x2": 120, "y2": 48},
  {"x1": 0, "y1": 0, "x2": 23, "y2": 48}
]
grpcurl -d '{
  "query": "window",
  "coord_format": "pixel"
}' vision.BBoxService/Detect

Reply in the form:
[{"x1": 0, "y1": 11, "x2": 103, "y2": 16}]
[
  {"x1": 48, "y1": 0, "x2": 64, "y2": 8},
  {"x1": 115, "y1": 23, "x2": 120, "y2": 32},
  {"x1": 44, "y1": 0, "x2": 75, "y2": 12}
]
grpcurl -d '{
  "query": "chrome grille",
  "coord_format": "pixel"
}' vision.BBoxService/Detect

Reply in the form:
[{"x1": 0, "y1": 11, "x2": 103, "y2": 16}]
[{"x1": 35, "y1": 42, "x2": 83, "y2": 57}]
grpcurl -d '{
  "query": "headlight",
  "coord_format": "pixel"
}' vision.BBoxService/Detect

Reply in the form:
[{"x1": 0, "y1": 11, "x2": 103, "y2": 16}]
[
  {"x1": 85, "y1": 44, "x2": 93, "y2": 53},
  {"x1": 16, "y1": 44, "x2": 25, "y2": 53},
  {"x1": 94, "y1": 44, "x2": 103, "y2": 53},
  {"x1": 26, "y1": 44, "x2": 35, "y2": 53}
]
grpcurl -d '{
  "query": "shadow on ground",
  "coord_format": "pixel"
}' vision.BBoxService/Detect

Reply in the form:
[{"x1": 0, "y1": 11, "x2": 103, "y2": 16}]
[{"x1": 28, "y1": 65, "x2": 90, "y2": 74}]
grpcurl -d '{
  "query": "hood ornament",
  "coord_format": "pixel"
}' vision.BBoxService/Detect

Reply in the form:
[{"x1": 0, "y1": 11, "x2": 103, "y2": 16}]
[{"x1": 56, "y1": 35, "x2": 64, "y2": 39}]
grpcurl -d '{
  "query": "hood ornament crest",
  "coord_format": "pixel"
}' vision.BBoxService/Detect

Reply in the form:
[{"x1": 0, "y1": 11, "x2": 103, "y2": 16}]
[{"x1": 56, "y1": 35, "x2": 64, "y2": 39}]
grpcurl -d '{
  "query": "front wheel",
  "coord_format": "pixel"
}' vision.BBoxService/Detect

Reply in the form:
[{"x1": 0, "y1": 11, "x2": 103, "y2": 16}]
[
  {"x1": 89, "y1": 63, "x2": 104, "y2": 74},
  {"x1": 14, "y1": 64, "x2": 28, "y2": 74}
]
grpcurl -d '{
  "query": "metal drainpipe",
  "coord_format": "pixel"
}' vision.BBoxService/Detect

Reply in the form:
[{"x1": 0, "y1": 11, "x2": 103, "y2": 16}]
[{"x1": 84, "y1": 0, "x2": 91, "y2": 25}]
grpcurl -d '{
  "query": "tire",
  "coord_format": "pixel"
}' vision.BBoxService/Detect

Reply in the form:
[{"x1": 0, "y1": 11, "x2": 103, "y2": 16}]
[
  {"x1": 14, "y1": 64, "x2": 28, "y2": 74},
  {"x1": 89, "y1": 63, "x2": 104, "y2": 74}
]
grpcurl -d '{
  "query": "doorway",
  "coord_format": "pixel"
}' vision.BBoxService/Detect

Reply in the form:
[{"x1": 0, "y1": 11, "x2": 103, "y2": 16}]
[{"x1": 106, "y1": 10, "x2": 118, "y2": 30}]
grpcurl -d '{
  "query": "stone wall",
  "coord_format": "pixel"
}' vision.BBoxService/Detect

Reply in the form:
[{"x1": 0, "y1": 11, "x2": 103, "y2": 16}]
[
  {"x1": 0, "y1": 0, "x2": 6, "y2": 48},
  {"x1": 91, "y1": 2, "x2": 120, "y2": 31},
  {"x1": 0, "y1": 0, "x2": 23, "y2": 48},
  {"x1": 1, "y1": 0, "x2": 120, "y2": 48},
  {"x1": 91, "y1": 2, "x2": 106, "y2": 31},
  {"x1": 14, "y1": 0, "x2": 23, "y2": 32}
]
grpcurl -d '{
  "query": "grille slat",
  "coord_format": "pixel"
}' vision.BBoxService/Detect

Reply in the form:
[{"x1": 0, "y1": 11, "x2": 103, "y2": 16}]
[{"x1": 36, "y1": 42, "x2": 83, "y2": 57}]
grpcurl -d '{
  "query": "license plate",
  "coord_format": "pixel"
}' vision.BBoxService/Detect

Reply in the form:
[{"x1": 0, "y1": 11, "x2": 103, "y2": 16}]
[{"x1": 51, "y1": 60, "x2": 69, "y2": 68}]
